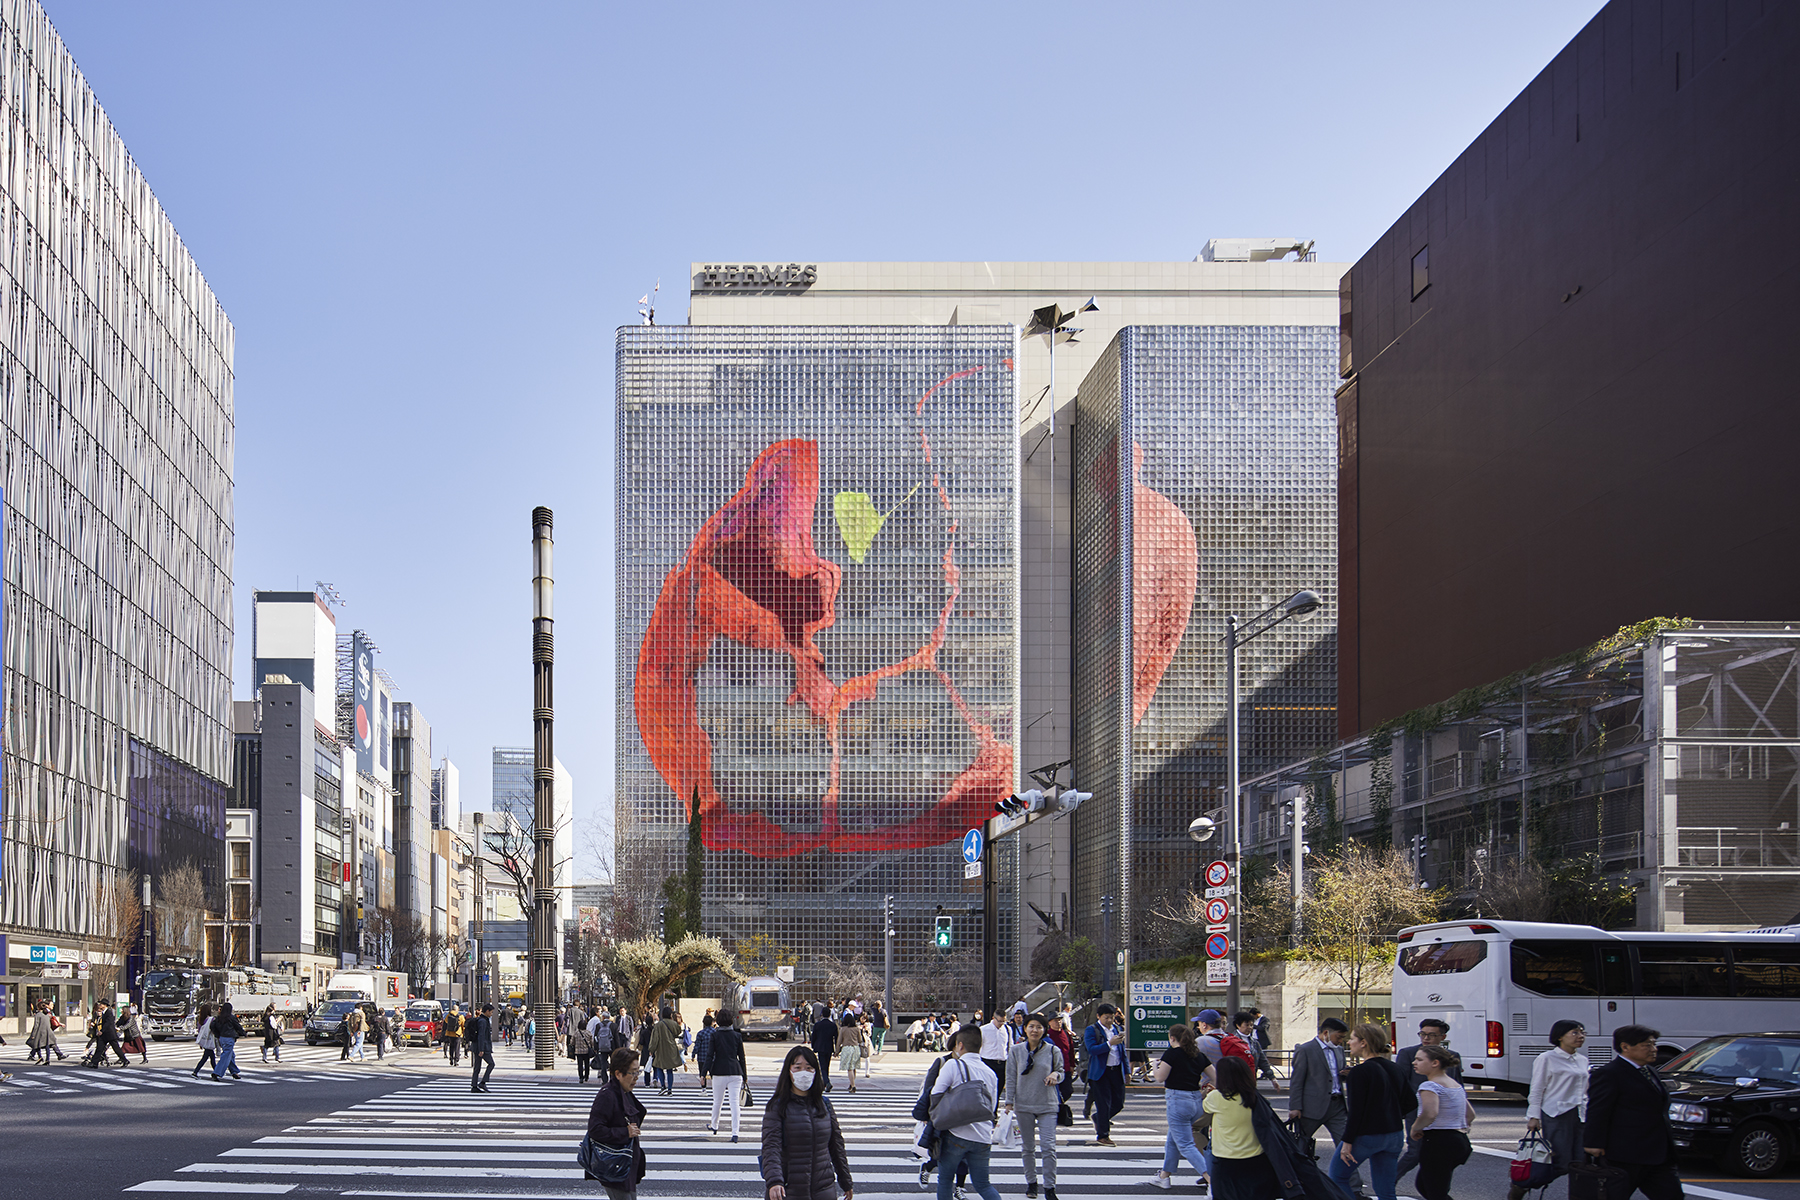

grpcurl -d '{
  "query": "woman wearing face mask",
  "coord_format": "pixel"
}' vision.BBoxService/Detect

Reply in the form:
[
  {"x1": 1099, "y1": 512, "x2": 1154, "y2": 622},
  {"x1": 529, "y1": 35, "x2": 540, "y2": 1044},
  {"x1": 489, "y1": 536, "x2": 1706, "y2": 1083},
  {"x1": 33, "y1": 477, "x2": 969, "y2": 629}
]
[
  {"x1": 1005, "y1": 1013, "x2": 1065, "y2": 1200},
  {"x1": 762, "y1": 1046, "x2": 854, "y2": 1200}
]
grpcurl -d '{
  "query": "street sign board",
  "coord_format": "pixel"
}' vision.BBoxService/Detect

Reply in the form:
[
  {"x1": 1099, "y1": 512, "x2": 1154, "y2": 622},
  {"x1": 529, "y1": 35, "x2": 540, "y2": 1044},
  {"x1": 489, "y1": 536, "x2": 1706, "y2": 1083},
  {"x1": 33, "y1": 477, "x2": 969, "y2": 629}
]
[
  {"x1": 1204, "y1": 861, "x2": 1231, "y2": 888},
  {"x1": 963, "y1": 860, "x2": 982, "y2": 879},
  {"x1": 962, "y1": 828, "x2": 984, "y2": 864},
  {"x1": 1204, "y1": 898, "x2": 1230, "y2": 924},
  {"x1": 1205, "y1": 933, "x2": 1231, "y2": 959},
  {"x1": 1206, "y1": 923, "x2": 1230, "y2": 935},
  {"x1": 1127, "y1": 980, "x2": 1186, "y2": 1050},
  {"x1": 1206, "y1": 959, "x2": 1231, "y2": 986},
  {"x1": 1203, "y1": 885, "x2": 1231, "y2": 899}
]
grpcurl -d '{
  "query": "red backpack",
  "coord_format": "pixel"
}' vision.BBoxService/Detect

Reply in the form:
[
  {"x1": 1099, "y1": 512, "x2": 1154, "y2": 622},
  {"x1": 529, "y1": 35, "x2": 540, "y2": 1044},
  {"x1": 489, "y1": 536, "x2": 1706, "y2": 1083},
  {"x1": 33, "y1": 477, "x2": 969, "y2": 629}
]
[{"x1": 1218, "y1": 1032, "x2": 1256, "y2": 1066}]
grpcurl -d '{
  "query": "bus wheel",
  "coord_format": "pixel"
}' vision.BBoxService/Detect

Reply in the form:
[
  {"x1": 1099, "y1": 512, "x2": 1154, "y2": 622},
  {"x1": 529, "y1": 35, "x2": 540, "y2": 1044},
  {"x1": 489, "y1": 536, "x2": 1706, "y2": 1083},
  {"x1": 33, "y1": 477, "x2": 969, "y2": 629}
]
[{"x1": 1719, "y1": 1121, "x2": 1788, "y2": 1177}]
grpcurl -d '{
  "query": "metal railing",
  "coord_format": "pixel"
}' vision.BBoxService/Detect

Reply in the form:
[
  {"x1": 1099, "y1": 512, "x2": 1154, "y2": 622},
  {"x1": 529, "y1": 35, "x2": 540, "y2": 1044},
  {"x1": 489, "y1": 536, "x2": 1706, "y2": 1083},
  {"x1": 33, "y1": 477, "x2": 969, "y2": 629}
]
[{"x1": 1677, "y1": 826, "x2": 1800, "y2": 868}]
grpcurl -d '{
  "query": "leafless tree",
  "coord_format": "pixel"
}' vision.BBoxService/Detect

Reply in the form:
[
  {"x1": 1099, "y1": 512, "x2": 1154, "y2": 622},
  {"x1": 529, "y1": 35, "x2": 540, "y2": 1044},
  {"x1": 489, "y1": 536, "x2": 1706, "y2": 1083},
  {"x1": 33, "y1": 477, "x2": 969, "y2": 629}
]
[
  {"x1": 575, "y1": 809, "x2": 615, "y2": 885},
  {"x1": 157, "y1": 863, "x2": 212, "y2": 961},
  {"x1": 93, "y1": 868, "x2": 143, "y2": 998}
]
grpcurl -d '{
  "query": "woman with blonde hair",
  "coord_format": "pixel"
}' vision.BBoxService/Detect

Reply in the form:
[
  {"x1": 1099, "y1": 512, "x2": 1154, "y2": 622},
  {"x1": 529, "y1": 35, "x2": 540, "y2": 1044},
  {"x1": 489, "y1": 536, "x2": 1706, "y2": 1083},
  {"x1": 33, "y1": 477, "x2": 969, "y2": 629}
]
[{"x1": 1331, "y1": 1022, "x2": 1414, "y2": 1200}]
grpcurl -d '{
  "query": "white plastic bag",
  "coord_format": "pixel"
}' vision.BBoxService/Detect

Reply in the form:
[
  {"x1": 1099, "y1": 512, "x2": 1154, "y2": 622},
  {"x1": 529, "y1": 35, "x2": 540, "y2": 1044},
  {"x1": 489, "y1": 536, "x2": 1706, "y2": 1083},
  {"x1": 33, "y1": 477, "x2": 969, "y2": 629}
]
[{"x1": 994, "y1": 1109, "x2": 1019, "y2": 1150}]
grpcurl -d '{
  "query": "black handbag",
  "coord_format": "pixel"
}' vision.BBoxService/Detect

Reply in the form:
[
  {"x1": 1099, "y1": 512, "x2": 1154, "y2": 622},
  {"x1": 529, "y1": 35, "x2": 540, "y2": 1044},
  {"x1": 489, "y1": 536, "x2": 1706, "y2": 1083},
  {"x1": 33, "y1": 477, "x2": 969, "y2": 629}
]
[
  {"x1": 577, "y1": 1135, "x2": 636, "y2": 1186},
  {"x1": 1056, "y1": 1102, "x2": 1074, "y2": 1127}
]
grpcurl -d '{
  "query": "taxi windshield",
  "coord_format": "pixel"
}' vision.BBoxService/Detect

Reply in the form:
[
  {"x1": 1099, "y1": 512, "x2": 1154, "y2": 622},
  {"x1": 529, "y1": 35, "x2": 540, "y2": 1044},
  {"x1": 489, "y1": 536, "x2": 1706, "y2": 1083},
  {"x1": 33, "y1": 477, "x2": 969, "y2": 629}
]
[
  {"x1": 1664, "y1": 1036, "x2": 1800, "y2": 1085},
  {"x1": 319, "y1": 1001, "x2": 360, "y2": 1017}
]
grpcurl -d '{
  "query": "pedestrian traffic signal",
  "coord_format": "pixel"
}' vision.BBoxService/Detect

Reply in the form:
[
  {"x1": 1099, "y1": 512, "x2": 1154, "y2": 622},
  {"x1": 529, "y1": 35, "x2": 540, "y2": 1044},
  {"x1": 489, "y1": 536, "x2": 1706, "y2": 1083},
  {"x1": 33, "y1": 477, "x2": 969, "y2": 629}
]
[{"x1": 934, "y1": 916, "x2": 953, "y2": 948}]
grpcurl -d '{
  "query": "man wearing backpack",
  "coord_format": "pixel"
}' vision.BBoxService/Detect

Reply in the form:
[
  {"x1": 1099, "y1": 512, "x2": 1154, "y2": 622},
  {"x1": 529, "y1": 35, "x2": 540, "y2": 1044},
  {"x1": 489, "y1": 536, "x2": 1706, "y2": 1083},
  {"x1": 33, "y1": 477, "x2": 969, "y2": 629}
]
[
  {"x1": 444, "y1": 1008, "x2": 463, "y2": 1066},
  {"x1": 1233, "y1": 1010, "x2": 1275, "y2": 1083}
]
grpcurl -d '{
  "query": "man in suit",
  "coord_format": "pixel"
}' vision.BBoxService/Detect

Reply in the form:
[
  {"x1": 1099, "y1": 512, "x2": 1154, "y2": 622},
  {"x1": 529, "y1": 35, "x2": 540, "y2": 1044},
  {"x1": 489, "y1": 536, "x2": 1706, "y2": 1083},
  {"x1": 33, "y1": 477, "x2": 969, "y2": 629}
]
[
  {"x1": 1290, "y1": 1017, "x2": 1351, "y2": 1150},
  {"x1": 1084, "y1": 1002, "x2": 1129, "y2": 1146},
  {"x1": 810, "y1": 1001, "x2": 841, "y2": 1092},
  {"x1": 469, "y1": 1003, "x2": 496, "y2": 1093},
  {"x1": 1585, "y1": 1024, "x2": 1683, "y2": 1200}
]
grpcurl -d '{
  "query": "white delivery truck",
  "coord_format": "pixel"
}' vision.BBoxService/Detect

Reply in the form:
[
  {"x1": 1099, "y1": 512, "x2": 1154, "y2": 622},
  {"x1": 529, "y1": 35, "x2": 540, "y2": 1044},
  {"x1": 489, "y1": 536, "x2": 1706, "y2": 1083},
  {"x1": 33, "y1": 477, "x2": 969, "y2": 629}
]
[{"x1": 323, "y1": 969, "x2": 410, "y2": 1005}]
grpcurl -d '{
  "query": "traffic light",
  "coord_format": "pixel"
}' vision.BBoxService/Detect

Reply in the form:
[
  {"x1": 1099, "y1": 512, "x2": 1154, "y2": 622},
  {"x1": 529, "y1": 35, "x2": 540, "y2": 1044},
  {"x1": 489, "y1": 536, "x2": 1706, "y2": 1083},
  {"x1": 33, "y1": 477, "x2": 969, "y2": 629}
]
[
  {"x1": 995, "y1": 790, "x2": 1045, "y2": 819},
  {"x1": 884, "y1": 895, "x2": 896, "y2": 939},
  {"x1": 1051, "y1": 789, "x2": 1092, "y2": 817},
  {"x1": 934, "y1": 915, "x2": 953, "y2": 949}
]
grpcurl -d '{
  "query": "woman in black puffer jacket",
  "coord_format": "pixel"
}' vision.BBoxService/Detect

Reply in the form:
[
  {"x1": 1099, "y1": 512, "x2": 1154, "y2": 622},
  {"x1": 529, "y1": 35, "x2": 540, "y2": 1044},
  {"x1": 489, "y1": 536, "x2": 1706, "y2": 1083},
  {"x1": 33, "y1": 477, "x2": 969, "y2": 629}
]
[
  {"x1": 587, "y1": 1047, "x2": 648, "y2": 1200},
  {"x1": 761, "y1": 1046, "x2": 854, "y2": 1200}
]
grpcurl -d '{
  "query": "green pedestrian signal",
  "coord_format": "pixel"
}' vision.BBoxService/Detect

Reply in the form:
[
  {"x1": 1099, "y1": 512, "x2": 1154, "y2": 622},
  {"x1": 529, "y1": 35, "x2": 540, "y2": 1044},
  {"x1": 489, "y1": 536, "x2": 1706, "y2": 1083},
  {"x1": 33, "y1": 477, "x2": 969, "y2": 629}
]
[{"x1": 934, "y1": 916, "x2": 953, "y2": 949}]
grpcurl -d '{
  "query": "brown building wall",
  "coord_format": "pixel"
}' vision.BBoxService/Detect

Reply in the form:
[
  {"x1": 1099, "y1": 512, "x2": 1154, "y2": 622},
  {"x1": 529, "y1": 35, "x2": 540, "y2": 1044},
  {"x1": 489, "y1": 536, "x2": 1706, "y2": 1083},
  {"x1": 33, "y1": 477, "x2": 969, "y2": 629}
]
[{"x1": 1339, "y1": 0, "x2": 1800, "y2": 738}]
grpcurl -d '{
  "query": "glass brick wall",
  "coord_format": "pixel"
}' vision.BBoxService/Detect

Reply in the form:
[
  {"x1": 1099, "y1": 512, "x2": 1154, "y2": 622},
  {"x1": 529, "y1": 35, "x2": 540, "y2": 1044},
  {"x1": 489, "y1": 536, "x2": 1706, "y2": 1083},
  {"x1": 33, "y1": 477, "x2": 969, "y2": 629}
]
[
  {"x1": 0, "y1": 0, "x2": 235, "y2": 945},
  {"x1": 1073, "y1": 326, "x2": 1337, "y2": 959},
  {"x1": 617, "y1": 326, "x2": 1019, "y2": 999}
]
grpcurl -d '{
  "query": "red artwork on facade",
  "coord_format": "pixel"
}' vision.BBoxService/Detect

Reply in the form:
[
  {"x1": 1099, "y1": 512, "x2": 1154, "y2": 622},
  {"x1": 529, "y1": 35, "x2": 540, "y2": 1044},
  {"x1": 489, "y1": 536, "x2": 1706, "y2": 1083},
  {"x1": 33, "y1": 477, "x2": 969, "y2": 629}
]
[
  {"x1": 1131, "y1": 441, "x2": 1198, "y2": 726},
  {"x1": 634, "y1": 368, "x2": 1013, "y2": 857}
]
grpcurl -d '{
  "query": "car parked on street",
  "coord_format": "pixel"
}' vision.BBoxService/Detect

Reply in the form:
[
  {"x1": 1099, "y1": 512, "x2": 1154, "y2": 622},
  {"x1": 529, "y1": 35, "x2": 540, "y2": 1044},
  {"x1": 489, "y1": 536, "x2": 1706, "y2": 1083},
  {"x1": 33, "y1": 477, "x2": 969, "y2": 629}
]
[{"x1": 1665, "y1": 1032, "x2": 1800, "y2": 1177}]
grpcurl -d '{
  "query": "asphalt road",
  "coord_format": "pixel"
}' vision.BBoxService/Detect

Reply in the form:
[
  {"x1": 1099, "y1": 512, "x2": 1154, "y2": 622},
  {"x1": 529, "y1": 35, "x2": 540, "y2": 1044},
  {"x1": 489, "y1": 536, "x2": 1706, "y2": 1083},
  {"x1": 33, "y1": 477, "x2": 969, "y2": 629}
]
[{"x1": 3, "y1": 1042, "x2": 1794, "y2": 1198}]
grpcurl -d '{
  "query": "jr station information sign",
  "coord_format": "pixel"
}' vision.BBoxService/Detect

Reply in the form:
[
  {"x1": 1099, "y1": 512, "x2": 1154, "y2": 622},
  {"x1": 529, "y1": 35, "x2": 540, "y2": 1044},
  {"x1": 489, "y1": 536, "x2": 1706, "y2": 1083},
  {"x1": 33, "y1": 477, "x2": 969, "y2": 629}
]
[{"x1": 1127, "y1": 980, "x2": 1187, "y2": 1051}]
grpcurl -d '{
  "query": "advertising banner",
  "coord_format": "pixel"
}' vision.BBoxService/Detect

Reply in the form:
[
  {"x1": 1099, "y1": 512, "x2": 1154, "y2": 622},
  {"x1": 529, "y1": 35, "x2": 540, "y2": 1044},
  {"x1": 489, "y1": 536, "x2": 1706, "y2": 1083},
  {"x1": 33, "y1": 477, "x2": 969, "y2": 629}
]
[
  {"x1": 352, "y1": 632, "x2": 375, "y2": 775},
  {"x1": 1127, "y1": 979, "x2": 1186, "y2": 1050}
]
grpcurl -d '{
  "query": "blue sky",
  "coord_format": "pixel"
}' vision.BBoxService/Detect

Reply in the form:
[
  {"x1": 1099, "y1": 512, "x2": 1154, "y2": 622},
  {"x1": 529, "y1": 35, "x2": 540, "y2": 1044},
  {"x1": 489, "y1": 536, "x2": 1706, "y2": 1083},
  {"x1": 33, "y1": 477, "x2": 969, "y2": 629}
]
[{"x1": 42, "y1": 0, "x2": 1604, "y2": 876}]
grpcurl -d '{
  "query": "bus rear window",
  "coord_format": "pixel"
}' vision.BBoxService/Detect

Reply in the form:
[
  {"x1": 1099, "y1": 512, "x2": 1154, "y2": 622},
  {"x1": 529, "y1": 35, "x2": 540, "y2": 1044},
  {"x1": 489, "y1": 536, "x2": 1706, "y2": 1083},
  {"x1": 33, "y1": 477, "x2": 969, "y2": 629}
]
[
  {"x1": 1399, "y1": 941, "x2": 1488, "y2": 975},
  {"x1": 1511, "y1": 940, "x2": 1601, "y2": 996}
]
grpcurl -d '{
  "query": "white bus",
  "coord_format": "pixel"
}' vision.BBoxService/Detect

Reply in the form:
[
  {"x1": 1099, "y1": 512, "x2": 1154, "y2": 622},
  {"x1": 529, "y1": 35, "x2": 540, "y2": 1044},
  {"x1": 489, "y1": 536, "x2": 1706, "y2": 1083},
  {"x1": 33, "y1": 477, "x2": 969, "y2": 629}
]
[{"x1": 1391, "y1": 919, "x2": 1800, "y2": 1092}]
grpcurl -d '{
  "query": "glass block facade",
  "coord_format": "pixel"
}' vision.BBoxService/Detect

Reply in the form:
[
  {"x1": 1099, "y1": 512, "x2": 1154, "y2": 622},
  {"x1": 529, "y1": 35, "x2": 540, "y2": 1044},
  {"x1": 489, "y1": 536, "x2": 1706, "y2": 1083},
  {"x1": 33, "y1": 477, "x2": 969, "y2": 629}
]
[
  {"x1": 1072, "y1": 326, "x2": 1337, "y2": 960},
  {"x1": 617, "y1": 326, "x2": 1019, "y2": 993},
  {"x1": 0, "y1": 0, "x2": 234, "y2": 948}
]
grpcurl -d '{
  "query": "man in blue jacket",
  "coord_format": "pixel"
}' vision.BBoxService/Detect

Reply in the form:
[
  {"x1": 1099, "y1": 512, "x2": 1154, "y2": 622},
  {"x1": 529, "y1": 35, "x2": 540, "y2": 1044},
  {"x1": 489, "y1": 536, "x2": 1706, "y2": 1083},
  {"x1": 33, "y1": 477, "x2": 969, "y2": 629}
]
[{"x1": 1083, "y1": 1003, "x2": 1129, "y2": 1146}]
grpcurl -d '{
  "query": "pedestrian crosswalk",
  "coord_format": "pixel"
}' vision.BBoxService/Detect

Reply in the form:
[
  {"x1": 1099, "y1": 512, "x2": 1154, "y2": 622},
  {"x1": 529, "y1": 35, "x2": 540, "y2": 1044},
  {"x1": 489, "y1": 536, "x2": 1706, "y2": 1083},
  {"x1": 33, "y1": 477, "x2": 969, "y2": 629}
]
[
  {"x1": 116, "y1": 1071, "x2": 1206, "y2": 1196},
  {"x1": 1, "y1": 1036, "x2": 466, "y2": 1098}
]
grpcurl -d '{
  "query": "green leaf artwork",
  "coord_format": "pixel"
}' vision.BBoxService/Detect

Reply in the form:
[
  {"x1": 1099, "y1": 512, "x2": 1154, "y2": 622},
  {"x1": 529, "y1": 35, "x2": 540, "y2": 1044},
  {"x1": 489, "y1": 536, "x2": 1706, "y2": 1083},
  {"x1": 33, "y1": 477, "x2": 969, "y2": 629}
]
[{"x1": 833, "y1": 483, "x2": 919, "y2": 564}]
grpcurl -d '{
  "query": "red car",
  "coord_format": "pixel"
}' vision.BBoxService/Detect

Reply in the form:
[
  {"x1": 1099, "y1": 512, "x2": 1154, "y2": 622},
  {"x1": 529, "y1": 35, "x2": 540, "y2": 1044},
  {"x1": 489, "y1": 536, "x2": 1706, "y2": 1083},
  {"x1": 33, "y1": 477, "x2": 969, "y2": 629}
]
[{"x1": 401, "y1": 1001, "x2": 442, "y2": 1047}]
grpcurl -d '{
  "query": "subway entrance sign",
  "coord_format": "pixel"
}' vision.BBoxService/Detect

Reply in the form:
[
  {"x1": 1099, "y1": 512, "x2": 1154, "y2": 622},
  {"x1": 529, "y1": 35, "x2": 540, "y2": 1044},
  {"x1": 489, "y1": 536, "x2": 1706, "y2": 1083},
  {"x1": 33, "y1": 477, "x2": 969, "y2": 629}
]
[{"x1": 1127, "y1": 980, "x2": 1186, "y2": 1051}]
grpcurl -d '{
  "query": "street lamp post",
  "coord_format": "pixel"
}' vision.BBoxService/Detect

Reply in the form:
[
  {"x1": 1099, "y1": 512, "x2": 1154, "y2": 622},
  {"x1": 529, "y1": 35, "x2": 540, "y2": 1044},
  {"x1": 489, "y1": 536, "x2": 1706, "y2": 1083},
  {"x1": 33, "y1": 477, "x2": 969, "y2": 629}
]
[{"x1": 1220, "y1": 590, "x2": 1320, "y2": 1017}]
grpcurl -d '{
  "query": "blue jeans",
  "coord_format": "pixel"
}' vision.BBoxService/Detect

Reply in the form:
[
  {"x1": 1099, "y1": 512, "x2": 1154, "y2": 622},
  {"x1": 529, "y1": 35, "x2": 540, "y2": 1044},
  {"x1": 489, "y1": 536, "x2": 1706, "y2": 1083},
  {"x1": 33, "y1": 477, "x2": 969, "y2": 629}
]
[
  {"x1": 1163, "y1": 1089, "x2": 1210, "y2": 1177},
  {"x1": 937, "y1": 1133, "x2": 1003, "y2": 1200},
  {"x1": 1329, "y1": 1129, "x2": 1404, "y2": 1200},
  {"x1": 213, "y1": 1036, "x2": 239, "y2": 1078},
  {"x1": 654, "y1": 1066, "x2": 674, "y2": 1089}
]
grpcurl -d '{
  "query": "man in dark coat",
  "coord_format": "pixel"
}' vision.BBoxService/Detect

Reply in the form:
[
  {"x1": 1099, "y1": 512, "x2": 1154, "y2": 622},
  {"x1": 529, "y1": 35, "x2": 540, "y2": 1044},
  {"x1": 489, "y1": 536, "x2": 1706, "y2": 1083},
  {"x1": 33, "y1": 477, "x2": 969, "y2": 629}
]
[
  {"x1": 810, "y1": 1002, "x2": 841, "y2": 1092},
  {"x1": 95, "y1": 1002, "x2": 131, "y2": 1066},
  {"x1": 1584, "y1": 1025, "x2": 1683, "y2": 1200},
  {"x1": 469, "y1": 1003, "x2": 496, "y2": 1093}
]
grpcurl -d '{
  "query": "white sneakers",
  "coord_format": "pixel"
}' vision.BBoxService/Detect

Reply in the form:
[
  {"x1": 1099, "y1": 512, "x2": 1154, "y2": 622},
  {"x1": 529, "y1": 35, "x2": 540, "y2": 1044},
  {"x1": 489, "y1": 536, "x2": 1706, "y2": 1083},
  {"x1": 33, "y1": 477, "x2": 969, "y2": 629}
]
[{"x1": 1151, "y1": 1173, "x2": 1174, "y2": 1189}]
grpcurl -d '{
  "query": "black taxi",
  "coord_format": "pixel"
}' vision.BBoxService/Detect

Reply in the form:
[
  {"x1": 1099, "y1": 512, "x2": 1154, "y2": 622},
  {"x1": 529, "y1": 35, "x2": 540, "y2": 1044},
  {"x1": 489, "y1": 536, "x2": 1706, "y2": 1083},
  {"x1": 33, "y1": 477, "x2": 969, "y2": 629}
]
[{"x1": 1663, "y1": 1033, "x2": 1800, "y2": 1176}]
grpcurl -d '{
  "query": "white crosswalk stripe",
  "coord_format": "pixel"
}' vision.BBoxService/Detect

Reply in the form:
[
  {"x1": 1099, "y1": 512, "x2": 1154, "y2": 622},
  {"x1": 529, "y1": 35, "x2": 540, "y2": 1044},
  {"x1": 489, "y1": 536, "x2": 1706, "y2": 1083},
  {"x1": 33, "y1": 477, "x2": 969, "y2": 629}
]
[{"x1": 120, "y1": 1072, "x2": 1204, "y2": 1196}]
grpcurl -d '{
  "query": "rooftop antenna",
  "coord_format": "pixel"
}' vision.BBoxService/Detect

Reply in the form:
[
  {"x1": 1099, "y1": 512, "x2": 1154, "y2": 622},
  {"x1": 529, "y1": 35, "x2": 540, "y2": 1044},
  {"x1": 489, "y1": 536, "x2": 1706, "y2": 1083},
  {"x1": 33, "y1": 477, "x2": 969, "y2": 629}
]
[
  {"x1": 316, "y1": 581, "x2": 345, "y2": 608},
  {"x1": 638, "y1": 280, "x2": 660, "y2": 326}
]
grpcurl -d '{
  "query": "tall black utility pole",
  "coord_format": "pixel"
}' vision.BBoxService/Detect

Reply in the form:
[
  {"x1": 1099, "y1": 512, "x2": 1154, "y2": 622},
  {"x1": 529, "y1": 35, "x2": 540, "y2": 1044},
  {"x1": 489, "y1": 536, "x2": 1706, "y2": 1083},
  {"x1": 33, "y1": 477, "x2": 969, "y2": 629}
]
[{"x1": 530, "y1": 507, "x2": 557, "y2": 1070}]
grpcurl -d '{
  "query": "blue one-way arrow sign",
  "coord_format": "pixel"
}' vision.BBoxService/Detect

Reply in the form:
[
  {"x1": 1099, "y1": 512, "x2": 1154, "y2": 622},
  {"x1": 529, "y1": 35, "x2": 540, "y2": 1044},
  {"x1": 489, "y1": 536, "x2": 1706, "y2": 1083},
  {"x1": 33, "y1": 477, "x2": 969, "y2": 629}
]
[{"x1": 962, "y1": 828, "x2": 984, "y2": 864}]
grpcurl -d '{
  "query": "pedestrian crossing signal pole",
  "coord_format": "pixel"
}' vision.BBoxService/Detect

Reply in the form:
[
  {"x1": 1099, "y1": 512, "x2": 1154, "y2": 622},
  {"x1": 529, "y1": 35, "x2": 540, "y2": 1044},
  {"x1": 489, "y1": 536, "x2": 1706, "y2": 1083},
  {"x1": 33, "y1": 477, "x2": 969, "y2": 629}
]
[{"x1": 883, "y1": 895, "x2": 895, "y2": 1030}]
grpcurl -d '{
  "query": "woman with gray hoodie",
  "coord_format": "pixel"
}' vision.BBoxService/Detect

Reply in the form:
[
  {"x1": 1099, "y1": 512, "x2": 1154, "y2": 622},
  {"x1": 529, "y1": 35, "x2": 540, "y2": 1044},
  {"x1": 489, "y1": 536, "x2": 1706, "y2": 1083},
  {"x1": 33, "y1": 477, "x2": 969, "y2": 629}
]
[{"x1": 1004, "y1": 1012, "x2": 1067, "y2": 1200}]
